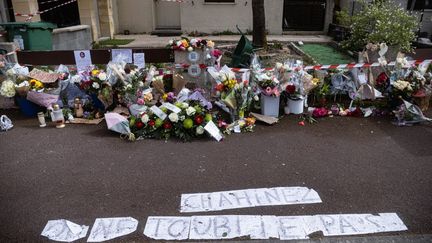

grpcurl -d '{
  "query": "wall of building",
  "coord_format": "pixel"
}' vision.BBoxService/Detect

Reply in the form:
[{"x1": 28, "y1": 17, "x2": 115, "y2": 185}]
[
  {"x1": 180, "y1": 0, "x2": 284, "y2": 34},
  {"x1": 11, "y1": 0, "x2": 40, "y2": 22},
  {"x1": 116, "y1": 0, "x2": 154, "y2": 34}
]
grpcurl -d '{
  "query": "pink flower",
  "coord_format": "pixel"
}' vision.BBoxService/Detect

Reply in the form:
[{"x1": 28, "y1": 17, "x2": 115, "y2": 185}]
[
  {"x1": 137, "y1": 98, "x2": 145, "y2": 105},
  {"x1": 312, "y1": 107, "x2": 328, "y2": 118},
  {"x1": 265, "y1": 87, "x2": 272, "y2": 95}
]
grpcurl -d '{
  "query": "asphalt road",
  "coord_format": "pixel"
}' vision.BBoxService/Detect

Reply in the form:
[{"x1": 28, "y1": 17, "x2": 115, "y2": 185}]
[{"x1": 0, "y1": 109, "x2": 431, "y2": 242}]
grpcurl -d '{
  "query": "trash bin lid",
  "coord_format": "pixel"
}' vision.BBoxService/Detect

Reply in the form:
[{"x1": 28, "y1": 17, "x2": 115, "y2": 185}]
[{"x1": 0, "y1": 21, "x2": 56, "y2": 30}]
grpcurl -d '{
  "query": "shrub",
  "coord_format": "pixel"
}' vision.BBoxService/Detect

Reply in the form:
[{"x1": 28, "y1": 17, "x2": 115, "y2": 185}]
[{"x1": 342, "y1": 0, "x2": 419, "y2": 52}]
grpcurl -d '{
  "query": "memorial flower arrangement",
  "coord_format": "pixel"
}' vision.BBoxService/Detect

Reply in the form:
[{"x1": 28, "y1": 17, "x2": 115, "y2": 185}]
[
  {"x1": 168, "y1": 37, "x2": 215, "y2": 52},
  {"x1": 255, "y1": 71, "x2": 280, "y2": 97},
  {"x1": 130, "y1": 100, "x2": 214, "y2": 141}
]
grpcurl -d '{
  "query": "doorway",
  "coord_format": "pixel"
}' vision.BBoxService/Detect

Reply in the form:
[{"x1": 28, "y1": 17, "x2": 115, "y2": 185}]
[{"x1": 283, "y1": 0, "x2": 326, "y2": 31}]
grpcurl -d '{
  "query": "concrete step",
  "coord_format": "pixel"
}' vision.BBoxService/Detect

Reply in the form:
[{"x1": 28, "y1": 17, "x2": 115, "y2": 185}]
[{"x1": 151, "y1": 29, "x2": 183, "y2": 37}]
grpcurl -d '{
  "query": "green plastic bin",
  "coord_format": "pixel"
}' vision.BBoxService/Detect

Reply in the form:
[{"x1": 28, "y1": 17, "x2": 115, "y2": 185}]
[{"x1": 0, "y1": 22, "x2": 56, "y2": 50}]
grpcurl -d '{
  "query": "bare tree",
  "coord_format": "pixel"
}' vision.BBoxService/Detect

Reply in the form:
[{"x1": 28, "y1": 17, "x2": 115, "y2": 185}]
[{"x1": 252, "y1": 0, "x2": 267, "y2": 49}]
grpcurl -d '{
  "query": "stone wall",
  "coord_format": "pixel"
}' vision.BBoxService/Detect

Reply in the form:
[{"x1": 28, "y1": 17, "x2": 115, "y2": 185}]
[{"x1": 52, "y1": 25, "x2": 92, "y2": 50}]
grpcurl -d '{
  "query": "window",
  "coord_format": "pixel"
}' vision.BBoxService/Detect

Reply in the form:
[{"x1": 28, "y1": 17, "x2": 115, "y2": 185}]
[{"x1": 407, "y1": 0, "x2": 432, "y2": 10}]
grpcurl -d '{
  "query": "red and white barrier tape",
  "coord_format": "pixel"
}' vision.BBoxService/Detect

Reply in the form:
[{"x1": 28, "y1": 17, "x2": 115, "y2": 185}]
[
  {"x1": 14, "y1": 0, "x2": 77, "y2": 21},
  {"x1": 227, "y1": 59, "x2": 432, "y2": 73},
  {"x1": 303, "y1": 59, "x2": 432, "y2": 70}
]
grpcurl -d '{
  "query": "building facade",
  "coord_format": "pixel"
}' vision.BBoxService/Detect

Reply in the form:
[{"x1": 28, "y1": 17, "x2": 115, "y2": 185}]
[{"x1": 3, "y1": 0, "x2": 431, "y2": 42}]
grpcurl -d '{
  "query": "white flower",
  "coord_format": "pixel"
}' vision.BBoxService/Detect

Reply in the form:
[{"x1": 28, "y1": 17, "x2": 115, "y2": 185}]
[
  {"x1": 92, "y1": 82, "x2": 100, "y2": 89},
  {"x1": 168, "y1": 113, "x2": 179, "y2": 123},
  {"x1": 196, "y1": 126, "x2": 205, "y2": 135},
  {"x1": 126, "y1": 84, "x2": 132, "y2": 90},
  {"x1": 138, "y1": 81, "x2": 144, "y2": 87},
  {"x1": 179, "y1": 115, "x2": 186, "y2": 121},
  {"x1": 71, "y1": 75, "x2": 82, "y2": 83},
  {"x1": 181, "y1": 102, "x2": 189, "y2": 108},
  {"x1": 97, "y1": 72, "x2": 107, "y2": 81},
  {"x1": 141, "y1": 114, "x2": 149, "y2": 123},
  {"x1": 187, "y1": 47, "x2": 193, "y2": 52},
  {"x1": 186, "y1": 107, "x2": 196, "y2": 116},
  {"x1": 176, "y1": 41, "x2": 182, "y2": 47},
  {"x1": 169, "y1": 40, "x2": 174, "y2": 45},
  {"x1": 0, "y1": 80, "x2": 16, "y2": 97},
  {"x1": 275, "y1": 62, "x2": 283, "y2": 70},
  {"x1": 254, "y1": 95, "x2": 259, "y2": 101},
  {"x1": 190, "y1": 39, "x2": 198, "y2": 46},
  {"x1": 15, "y1": 80, "x2": 29, "y2": 88}
]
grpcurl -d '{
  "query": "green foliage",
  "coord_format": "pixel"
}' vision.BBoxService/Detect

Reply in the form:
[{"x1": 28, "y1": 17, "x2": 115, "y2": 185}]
[
  {"x1": 342, "y1": 0, "x2": 419, "y2": 52},
  {"x1": 335, "y1": 9, "x2": 352, "y2": 26}
]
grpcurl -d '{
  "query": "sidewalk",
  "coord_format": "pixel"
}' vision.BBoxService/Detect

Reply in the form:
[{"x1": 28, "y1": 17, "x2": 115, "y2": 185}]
[{"x1": 114, "y1": 34, "x2": 332, "y2": 48}]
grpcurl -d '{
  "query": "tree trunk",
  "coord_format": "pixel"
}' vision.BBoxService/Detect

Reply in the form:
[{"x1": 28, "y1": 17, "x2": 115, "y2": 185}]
[{"x1": 252, "y1": 0, "x2": 267, "y2": 49}]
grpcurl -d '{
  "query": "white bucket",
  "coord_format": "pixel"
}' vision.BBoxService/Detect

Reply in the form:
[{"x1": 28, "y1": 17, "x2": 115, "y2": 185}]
[
  {"x1": 261, "y1": 95, "x2": 280, "y2": 117},
  {"x1": 288, "y1": 98, "x2": 304, "y2": 114}
]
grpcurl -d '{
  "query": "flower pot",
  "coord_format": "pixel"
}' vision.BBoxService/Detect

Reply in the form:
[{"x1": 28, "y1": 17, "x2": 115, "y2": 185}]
[
  {"x1": 90, "y1": 93, "x2": 105, "y2": 112},
  {"x1": 260, "y1": 95, "x2": 280, "y2": 117},
  {"x1": 288, "y1": 98, "x2": 304, "y2": 114},
  {"x1": 16, "y1": 97, "x2": 42, "y2": 117}
]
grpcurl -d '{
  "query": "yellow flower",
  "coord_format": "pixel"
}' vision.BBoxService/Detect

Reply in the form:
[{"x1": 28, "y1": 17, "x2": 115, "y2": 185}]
[
  {"x1": 30, "y1": 79, "x2": 43, "y2": 89},
  {"x1": 312, "y1": 78, "x2": 320, "y2": 85},
  {"x1": 181, "y1": 40, "x2": 189, "y2": 48},
  {"x1": 162, "y1": 93, "x2": 168, "y2": 101},
  {"x1": 91, "y1": 69, "x2": 100, "y2": 77}
]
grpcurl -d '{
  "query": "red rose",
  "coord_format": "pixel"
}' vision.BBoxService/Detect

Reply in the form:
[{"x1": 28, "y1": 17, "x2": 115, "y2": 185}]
[
  {"x1": 286, "y1": 84, "x2": 296, "y2": 94},
  {"x1": 376, "y1": 72, "x2": 389, "y2": 86},
  {"x1": 148, "y1": 120, "x2": 155, "y2": 127},
  {"x1": 163, "y1": 121, "x2": 172, "y2": 130},
  {"x1": 194, "y1": 115, "x2": 203, "y2": 125},
  {"x1": 215, "y1": 84, "x2": 225, "y2": 92},
  {"x1": 135, "y1": 121, "x2": 144, "y2": 129}
]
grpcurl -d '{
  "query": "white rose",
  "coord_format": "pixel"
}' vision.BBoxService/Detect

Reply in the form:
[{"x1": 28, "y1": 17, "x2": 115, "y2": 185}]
[
  {"x1": 187, "y1": 47, "x2": 193, "y2": 52},
  {"x1": 254, "y1": 95, "x2": 259, "y2": 101},
  {"x1": 141, "y1": 114, "x2": 149, "y2": 123},
  {"x1": 168, "y1": 113, "x2": 179, "y2": 123},
  {"x1": 138, "y1": 81, "x2": 144, "y2": 87},
  {"x1": 179, "y1": 115, "x2": 186, "y2": 121},
  {"x1": 275, "y1": 62, "x2": 283, "y2": 70},
  {"x1": 97, "y1": 72, "x2": 107, "y2": 81},
  {"x1": 181, "y1": 102, "x2": 189, "y2": 108},
  {"x1": 92, "y1": 82, "x2": 100, "y2": 89},
  {"x1": 186, "y1": 107, "x2": 196, "y2": 116},
  {"x1": 196, "y1": 126, "x2": 205, "y2": 135}
]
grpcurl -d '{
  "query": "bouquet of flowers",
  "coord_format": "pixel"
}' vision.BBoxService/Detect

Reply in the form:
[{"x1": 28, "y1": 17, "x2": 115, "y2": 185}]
[
  {"x1": 168, "y1": 37, "x2": 215, "y2": 52},
  {"x1": 129, "y1": 99, "x2": 215, "y2": 141},
  {"x1": 77, "y1": 68, "x2": 113, "y2": 111}
]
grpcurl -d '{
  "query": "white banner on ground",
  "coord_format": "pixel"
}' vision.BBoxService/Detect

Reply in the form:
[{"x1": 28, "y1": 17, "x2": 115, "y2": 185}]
[
  {"x1": 87, "y1": 217, "x2": 138, "y2": 242},
  {"x1": 143, "y1": 213, "x2": 407, "y2": 241},
  {"x1": 41, "y1": 219, "x2": 88, "y2": 242},
  {"x1": 180, "y1": 187, "x2": 322, "y2": 213}
]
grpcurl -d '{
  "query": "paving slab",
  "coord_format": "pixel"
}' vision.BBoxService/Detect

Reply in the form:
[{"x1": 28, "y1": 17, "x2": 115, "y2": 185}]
[{"x1": 114, "y1": 34, "x2": 332, "y2": 48}]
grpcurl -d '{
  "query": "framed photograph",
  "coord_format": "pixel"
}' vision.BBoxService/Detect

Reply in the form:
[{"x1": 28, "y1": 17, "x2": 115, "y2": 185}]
[
  {"x1": 188, "y1": 64, "x2": 201, "y2": 77},
  {"x1": 188, "y1": 51, "x2": 200, "y2": 63}
]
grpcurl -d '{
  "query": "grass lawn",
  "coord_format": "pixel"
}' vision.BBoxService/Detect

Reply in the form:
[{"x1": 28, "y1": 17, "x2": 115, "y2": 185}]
[
  {"x1": 98, "y1": 38, "x2": 134, "y2": 46},
  {"x1": 300, "y1": 44, "x2": 354, "y2": 65}
]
